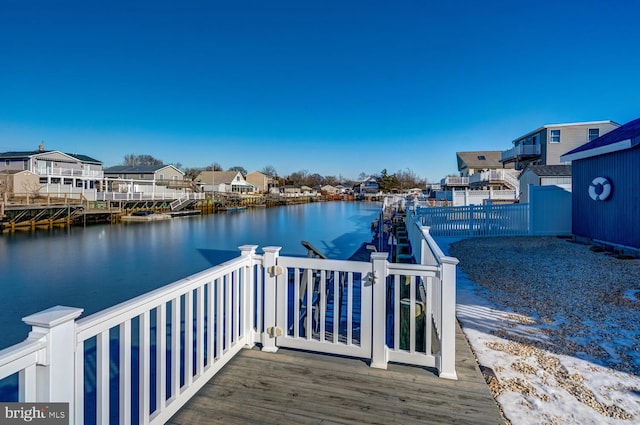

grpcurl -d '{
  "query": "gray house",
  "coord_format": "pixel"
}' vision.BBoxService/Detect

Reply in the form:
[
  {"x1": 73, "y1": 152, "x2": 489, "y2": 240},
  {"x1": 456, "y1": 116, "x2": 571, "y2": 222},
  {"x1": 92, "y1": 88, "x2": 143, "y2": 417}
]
[
  {"x1": 0, "y1": 144, "x2": 103, "y2": 199},
  {"x1": 501, "y1": 121, "x2": 619, "y2": 170},
  {"x1": 518, "y1": 165, "x2": 572, "y2": 203}
]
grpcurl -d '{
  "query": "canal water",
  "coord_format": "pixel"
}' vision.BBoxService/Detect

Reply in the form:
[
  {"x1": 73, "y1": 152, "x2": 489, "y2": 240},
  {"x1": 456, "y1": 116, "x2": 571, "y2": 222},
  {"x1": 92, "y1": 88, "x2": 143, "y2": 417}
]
[{"x1": 0, "y1": 201, "x2": 381, "y2": 350}]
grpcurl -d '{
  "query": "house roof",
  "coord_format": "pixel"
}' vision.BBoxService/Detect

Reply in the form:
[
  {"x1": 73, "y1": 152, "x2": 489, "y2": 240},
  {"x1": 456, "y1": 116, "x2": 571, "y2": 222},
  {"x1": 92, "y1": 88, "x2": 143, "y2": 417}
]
[
  {"x1": 0, "y1": 150, "x2": 102, "y2": 164},
  {"x1": 511, "y1": 120, "x2": 620, "y2": 144},
  {"x1": 560, "y1": 117, "x2": 640, "y2": 162},
  {"x1": 456, "y1": 151, "x2": 508, "y2": 170},
  {"x1": 520, "y1": 165, "x2": 572, "y2": 178},
  {"x1": 104, "y1": 164, "x2": 181, "y2": 174},
  {"x1": 195, "y1": 171, "x2": 244, "y2": 185}
]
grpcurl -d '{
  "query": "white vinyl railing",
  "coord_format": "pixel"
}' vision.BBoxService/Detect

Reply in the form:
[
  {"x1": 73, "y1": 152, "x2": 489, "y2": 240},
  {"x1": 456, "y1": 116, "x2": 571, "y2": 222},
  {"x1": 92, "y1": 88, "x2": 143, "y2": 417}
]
[
  {"x1": 501, "y1": 144, "x2": 541, "y2": 162},
  {"x1": 96, "y1": 192, "x2": 205, "y2": 202},
  {"x1": 1, "y1": 238, "x2": 459, "y2": 423},
  {"x1": 36, "y1": 167, "x2": 104, "y2": 179},
  {"x1": 451, "y1": 188, "x2": 518, "y2": 206}
]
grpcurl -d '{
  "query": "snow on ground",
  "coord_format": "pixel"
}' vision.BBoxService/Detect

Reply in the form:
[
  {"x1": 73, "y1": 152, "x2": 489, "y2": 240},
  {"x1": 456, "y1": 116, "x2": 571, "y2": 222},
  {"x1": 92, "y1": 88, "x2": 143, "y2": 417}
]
[{"x1": 437, "y1": 236, "x2": 640, "y2": 425}]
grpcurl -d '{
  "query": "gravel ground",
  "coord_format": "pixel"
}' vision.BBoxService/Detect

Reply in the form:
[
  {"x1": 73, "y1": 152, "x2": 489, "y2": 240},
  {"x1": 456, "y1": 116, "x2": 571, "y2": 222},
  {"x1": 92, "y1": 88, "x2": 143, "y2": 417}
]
[{"x1": 449, "y1": 236, "x2": 640, "y2": 423}]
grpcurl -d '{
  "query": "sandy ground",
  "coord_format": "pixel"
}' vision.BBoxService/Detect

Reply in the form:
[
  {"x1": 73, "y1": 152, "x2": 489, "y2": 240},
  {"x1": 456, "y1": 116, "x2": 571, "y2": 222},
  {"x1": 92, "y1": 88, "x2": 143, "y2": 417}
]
[{"x1": 445, "y1": 236, "x2": 640, "y2": 425}]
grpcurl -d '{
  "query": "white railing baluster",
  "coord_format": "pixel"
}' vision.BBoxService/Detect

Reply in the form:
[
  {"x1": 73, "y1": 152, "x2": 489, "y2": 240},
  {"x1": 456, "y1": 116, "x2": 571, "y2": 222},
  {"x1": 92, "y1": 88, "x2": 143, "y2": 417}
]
[
  {"x1": 319, "y1": 270, "x2": 326, "y2": 341},
  {"x1": 426, "y1": 276, "x2": 433, "y2": 356},
  {"x1": 216, "y1": 278, "x2": 223, "y2": 358},
  {"x1": 294, "y1": 268, "x2": 300, "y2": 338},
  {"x1": 409, "y1": 276, "x2": 416, "y2": 353},
  {"x1": 75, "y1": 341, "x2": 85, "y2": 425},
  {"x1": 170, "y1": 297, "x2": 180, "y2": 401},
  {"x1": 157, "y1": 303, "x2": 167, "y2": 411},
  {"x1": 184, "y1": 290, "x2": 193, "y2": 387},
  {"x1": 196, "y1": 287, "x2": 204, "y2": 376},
  {"x1": 393, "y1": 274, "x2": 400, "y2": 350},
  {"x1": 120, "y1": 320, "x2": 132, "y2": 425},
  {"x1": 305, "y1": 269, "x2": 312, "y2": 340},
  {"x1": 347, "y1": 272, "x2": 353, "y2": 345},
  {"x1": 139, "y1": 311, "x2": 150, "y2": 425},
  {"x1": 225, "y1": 274, "x2": 232, "y2": 350},
  {"x1": 333, "y1": 272, "x2": 339, "y2": 343},
  {"x1": 233, "y1": 269, "x2": 240, "y2": 343},
  {"x1": 206, "y1": 282, "x2": 214, "y2": 367},
  {"x1": 96, "y1": 330, "x2": 110, "y2": 424},
  {"x1": 18, "y1": 364, "x2": 37, "y2": 402}
]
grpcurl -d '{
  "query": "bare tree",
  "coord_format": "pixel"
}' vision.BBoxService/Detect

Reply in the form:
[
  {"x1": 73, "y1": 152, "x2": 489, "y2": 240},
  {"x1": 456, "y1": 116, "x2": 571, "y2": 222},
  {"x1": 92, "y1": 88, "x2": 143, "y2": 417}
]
[
  {"x1": 205, "y1": 163, "x2": 223, "y2": 171},
  {"x1": 227, "y1": 166, "x2": 247, "y2": 175},
  {"x1": 123, "y1": 154, "x2": 163, "y2": 166},
  {"x1": 261, "y1": 165, "x2": 277, "y2": 177}
]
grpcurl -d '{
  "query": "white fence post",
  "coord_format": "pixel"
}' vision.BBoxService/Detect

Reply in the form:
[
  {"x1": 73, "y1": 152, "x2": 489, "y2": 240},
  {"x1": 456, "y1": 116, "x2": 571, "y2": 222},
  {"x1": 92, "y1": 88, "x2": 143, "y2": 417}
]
[
  {"x1": 261, "y1": 246, "x2": 281, "y2": 353},
  {"x1": 370, "y1": 252, "x2": 388, "y2": 369},
  {"x1": 438, "y1": 258, "x2": 458, "y2": 380},
  {"x1": 239, "y1": 245, "x2": 259, "y2": 347},
  {"x1": 22, "y1": 306, "x2": 84, "y2": 423}
]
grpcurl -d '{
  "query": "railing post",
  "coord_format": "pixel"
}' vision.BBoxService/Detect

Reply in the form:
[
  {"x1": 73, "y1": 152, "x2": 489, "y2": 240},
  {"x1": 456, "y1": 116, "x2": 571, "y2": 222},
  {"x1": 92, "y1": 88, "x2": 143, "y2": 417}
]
[
  {"x1": 22, "y1": 306, "x2": 84, "y2": 422},
  {"x1": 370, "y1": 252, "x2": 388, "y2": 369},
  {"x1": 438, "y1": 257, "x2": 459, "y2": 380},
  {"x1": 239, "y1": 245, "x2": 259, "y2": 347},
  {"x1": 261, "y1": 246, "x2": 281, "y2": 353},
  {"x1": 419, "y1": 226, "x2": 431, "y2": 265}
]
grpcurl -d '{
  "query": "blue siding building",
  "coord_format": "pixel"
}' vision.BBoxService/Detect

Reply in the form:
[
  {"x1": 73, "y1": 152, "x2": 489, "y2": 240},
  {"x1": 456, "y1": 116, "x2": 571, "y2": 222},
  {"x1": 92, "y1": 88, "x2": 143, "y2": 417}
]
[{"x1": 561, "y1": 117, "x2": 640, "y2": 250}]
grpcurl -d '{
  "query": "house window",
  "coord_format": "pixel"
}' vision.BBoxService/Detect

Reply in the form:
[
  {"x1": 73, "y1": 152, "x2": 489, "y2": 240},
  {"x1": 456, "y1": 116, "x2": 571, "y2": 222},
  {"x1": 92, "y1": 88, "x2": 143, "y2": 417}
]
[
  {"x1": 550, "y1": 130, "x2": 561, "y2": 143},
  {"x1": 5, "y1": 160, "x2": 10, "y2": 166},
  {"x1": 588, "y1": 128, "x2": 599, "y2": 141},
  {"x1": 477, "y1": 155, "x2": 486, "y2": 160}
]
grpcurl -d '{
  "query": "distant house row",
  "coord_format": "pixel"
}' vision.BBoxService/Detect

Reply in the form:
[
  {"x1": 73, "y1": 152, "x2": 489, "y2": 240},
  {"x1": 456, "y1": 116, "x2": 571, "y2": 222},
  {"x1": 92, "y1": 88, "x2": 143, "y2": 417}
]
[{"x1": 0, "y1": 145, "x2": 369, "y2": 201}]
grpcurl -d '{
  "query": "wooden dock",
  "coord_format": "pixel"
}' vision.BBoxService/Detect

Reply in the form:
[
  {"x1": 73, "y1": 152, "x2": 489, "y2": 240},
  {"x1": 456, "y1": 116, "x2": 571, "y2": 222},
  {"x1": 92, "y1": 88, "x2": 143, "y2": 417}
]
[{"x1": 168, "y1": 323, "x2": 504, "y2": 425}]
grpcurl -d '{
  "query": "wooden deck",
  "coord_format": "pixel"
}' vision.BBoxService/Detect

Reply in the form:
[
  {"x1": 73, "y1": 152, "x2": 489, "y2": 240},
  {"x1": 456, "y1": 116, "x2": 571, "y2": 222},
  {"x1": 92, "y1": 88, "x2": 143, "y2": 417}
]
[{"x1": 168, "y1": 324, "x2": 504, "y2": 425}]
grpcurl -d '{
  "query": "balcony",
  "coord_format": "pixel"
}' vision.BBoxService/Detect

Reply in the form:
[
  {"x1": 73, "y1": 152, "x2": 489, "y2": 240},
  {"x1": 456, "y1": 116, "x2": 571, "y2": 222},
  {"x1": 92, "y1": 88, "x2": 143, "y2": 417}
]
[
  {"x1": 440, "y1": 176, "x2": 469, "y2": 187},
  {"x1": 500, "y1": 144, "x2": 541, "y2": 163},
  {"x1": 35, "y1": 167, "x2": 104, "y2": 179}
]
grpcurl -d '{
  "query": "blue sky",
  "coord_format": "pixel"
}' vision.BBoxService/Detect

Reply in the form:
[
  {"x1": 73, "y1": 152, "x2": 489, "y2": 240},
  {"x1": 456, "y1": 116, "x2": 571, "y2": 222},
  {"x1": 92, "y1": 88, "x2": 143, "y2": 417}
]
[{"x1": 1, "y1": 0, "x2": 638, "y2": 182}]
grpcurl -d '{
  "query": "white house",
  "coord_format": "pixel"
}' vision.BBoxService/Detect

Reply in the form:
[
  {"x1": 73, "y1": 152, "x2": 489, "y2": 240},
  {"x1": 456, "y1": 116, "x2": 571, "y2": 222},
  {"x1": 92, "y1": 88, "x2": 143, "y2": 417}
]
[{"x1": 195, "y1": 171, "x2": 255, "y2": 194}]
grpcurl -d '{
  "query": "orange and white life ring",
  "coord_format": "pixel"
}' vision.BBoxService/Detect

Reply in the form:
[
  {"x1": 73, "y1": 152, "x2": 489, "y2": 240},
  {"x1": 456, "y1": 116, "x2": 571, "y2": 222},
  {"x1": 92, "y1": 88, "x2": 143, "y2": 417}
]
[{"x1": 588, "y1": 177, "x2": 611, "y2": 201}]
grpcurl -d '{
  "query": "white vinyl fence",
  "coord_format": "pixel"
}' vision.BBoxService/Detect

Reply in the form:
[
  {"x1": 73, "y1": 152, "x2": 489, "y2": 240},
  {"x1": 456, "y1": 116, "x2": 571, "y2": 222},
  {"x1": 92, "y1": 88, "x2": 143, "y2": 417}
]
[{"x1": 413, "y1": 185, "x2": 572, "y2": 237}]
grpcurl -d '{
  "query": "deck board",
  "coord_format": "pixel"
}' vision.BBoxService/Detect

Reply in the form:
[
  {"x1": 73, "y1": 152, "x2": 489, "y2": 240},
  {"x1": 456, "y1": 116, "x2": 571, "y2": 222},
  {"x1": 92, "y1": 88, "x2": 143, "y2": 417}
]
[{"x1": 168, "y1": 323, "x2": 504, "y2": 425}]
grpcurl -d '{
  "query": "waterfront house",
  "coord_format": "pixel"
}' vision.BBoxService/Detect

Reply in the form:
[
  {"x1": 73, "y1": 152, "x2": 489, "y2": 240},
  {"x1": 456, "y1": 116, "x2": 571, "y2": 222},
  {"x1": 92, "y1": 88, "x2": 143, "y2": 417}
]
[
  {"x1": 500, "y1": 120, "x2": 619, "y2": 170},
  {"x1": 103, "y1": 164, "x2": 196, "y2": 196},
  {"x1": 560, "y1": 117, "x2": 640, "y2": 252},
  {"x1": 0, "y1": 144, "x2": 103, "y2": 200},
  {"x1": 356, "y1": 176, "x2": 380, "y2": 194},
  {"x1": 282, "y1": 185, "x2": 302, "y2": 195},
  {"x1": 518, "y1": 165, "x2": 572, "y2": 203},
  {"x1": 320, "y1": 184, "x2": 338, "y2": 195},
  {"x1": 246, "y1": 171, "x2": 277, "y2": 193},
  {"x1": 194, "y1": 170, "x2": 255, "y2": 194}
]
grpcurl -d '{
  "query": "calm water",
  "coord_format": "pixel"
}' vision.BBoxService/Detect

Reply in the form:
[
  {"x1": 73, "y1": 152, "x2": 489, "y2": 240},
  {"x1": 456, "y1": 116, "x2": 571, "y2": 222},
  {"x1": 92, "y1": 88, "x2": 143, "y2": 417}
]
[{"x1": 0, "y1": 201, "x2": 381, "y2": 349}]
